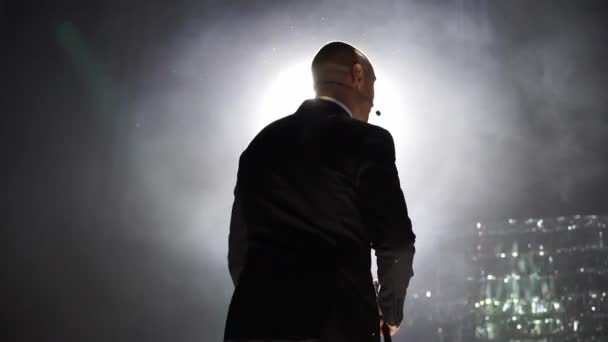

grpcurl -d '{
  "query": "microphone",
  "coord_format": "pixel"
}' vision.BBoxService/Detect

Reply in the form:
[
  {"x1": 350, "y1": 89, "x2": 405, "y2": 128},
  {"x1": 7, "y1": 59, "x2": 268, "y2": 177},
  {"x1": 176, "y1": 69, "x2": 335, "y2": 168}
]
[{"x1": 318, "y1": 81, "x2": 381, "y2": 116}]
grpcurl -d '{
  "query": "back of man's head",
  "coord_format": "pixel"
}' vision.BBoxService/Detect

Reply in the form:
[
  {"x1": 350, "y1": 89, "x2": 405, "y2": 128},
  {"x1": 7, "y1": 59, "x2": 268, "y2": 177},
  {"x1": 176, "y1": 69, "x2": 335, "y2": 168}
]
[{"x1": 311, "y1": 42, "x2": 373, "y2": 90}]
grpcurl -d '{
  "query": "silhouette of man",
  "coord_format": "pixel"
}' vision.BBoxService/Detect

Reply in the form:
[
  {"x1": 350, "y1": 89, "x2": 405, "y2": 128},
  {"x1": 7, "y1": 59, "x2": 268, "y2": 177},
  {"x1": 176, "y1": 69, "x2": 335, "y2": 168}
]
[{"x1": 224, "y1": 42, "x2": 416, "y2": 342}]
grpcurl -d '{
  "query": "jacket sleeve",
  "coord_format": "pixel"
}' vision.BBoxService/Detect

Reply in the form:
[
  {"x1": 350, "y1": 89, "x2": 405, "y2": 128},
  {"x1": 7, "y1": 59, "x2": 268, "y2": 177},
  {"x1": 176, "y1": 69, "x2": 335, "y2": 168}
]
[
  {"x1": 357, "y1": 128, "x2": 416, "y2": 327},
  {"x1": 228, "y1": 186, "x2": 247, "y2": 286},
  {"x1": 228, "y1": 153, "x2": 249, "y2": 287}
]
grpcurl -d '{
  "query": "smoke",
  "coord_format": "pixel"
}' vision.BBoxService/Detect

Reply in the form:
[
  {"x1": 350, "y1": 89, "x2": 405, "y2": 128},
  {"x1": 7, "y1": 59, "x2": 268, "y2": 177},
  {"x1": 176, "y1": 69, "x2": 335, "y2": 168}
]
[
  {"x1": 123, "y1": 1, "x2": 608, "y2": 340},
  {"x1": 6, "y1": 1, "x2": 606, "y2": 341}
]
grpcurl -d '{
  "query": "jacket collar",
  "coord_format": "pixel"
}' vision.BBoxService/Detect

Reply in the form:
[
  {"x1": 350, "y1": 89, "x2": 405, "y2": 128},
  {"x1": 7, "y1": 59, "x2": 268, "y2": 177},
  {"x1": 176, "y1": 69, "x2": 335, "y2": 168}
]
[
  {"x1": 316, "y1": 96, "x2": 353, "y2": 118},
  {"x1": 296, "y1": 98, "x2": 353, "y2": 119}
]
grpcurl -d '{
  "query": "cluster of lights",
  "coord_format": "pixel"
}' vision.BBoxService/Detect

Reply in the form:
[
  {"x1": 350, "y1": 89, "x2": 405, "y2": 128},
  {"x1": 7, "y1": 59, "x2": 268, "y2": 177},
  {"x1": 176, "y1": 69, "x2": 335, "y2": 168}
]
[
  {"x1": 482, "y1": 273, "x2": 531, "y2": 283},
  {"x1": 472, "y1": 215, "x2": 608, "y2": 340},
  {"x1": 493, "y1": 244, "x2": 551, "y2": 259},
  {"x1": 411, "y1": 290, "x2": 433, "y2": 300},
  {"x1": 473, "y1": 296, "x2": 564, "y2": 314},
  {"x1": 476, "y1": 214, "x2": 606, "y2": 237}
]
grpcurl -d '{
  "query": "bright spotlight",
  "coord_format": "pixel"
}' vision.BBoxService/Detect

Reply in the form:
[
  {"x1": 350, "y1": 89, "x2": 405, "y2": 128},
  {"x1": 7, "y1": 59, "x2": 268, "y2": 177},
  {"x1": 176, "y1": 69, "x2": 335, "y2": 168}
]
[
  {"x1": 255, "y1": 58, "x2": 410, "y2": 158},
  {"x1": 256, "y1": 60, "x2": 314, "y2": 133}
]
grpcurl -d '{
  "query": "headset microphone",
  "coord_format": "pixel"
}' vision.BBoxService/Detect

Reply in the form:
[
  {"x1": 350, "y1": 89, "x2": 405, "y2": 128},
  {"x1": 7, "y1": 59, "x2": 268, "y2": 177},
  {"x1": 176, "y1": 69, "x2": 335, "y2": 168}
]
[{"x1": 319, "y1": 81, "x2": 380, "y2": 116}]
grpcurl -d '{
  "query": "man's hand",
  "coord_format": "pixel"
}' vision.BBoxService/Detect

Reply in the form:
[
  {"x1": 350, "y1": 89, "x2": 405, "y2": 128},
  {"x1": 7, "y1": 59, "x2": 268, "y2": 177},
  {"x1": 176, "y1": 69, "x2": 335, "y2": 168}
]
[
  {"x1": 379, "y1": 318, "x2": 400, "y2": 337},
  {"x1": 377, "y1": 305, "x2": 400, "y2": 336}
]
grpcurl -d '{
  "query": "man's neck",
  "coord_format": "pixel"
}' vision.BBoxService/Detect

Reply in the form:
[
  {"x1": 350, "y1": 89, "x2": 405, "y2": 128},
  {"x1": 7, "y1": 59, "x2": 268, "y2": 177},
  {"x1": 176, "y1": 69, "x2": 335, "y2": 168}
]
[{"x1": 316, "y1": 95, "x2": 354, "y2": 118}]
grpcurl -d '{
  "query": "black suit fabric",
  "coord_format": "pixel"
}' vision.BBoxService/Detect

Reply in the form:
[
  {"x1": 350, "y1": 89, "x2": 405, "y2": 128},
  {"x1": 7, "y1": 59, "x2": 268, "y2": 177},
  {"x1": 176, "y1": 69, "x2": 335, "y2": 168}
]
[{"x1": 224, "y1": 99, "x2": 416, "y2": 342}]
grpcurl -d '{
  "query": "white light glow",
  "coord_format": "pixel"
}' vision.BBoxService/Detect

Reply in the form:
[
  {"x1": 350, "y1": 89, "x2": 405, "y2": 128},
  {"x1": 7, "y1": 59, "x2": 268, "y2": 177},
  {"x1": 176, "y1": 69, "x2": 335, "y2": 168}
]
[
  {"x1": 257, "y1": 60, "x2": 314, "y2": 133},
  {"x1": 256, "y1": 59, "x2": 407, "y2": 140},
  {"x1": 368, "y1": 71, "x2": 412, "y2": 158}
]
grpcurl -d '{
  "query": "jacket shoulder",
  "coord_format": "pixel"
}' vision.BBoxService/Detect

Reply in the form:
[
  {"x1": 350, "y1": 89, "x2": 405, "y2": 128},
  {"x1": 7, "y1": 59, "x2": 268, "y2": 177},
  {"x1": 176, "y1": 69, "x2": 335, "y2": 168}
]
[
  {"x1": 241, "y1": 113, "x2": 296, "y2": 157},
  {"x1": 356, "y1": 122, "x2": 395, "y2": 163}
]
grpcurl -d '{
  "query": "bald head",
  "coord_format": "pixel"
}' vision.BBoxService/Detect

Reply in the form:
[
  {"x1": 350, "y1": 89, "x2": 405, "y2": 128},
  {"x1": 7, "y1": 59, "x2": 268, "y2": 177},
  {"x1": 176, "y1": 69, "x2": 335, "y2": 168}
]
[
  {"x1": 311, "y1": 42, "x2": 375, "y2": 88},
  {"x1": 311, "y1": 42, "x2": 376, "y2": 122}
]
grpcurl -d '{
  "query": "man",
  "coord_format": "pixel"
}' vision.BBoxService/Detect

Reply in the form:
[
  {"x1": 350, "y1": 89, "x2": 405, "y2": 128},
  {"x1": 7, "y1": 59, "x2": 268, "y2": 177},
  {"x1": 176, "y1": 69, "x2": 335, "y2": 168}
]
[{"x1": 224, "y1": 42, "x2": 416, "y2": 342}]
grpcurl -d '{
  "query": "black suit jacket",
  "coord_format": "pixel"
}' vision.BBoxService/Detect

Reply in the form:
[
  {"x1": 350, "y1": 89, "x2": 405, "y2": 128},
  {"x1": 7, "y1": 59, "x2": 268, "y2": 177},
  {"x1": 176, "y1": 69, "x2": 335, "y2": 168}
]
[{"x1": 224, "y1": 98, "x2": 415, "y2": 342}]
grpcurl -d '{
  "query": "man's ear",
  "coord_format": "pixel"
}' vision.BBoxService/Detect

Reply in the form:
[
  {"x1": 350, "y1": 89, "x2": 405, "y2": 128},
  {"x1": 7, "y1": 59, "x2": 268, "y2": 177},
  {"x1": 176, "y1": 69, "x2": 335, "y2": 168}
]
[{"x1": 352, "y1": 63, "x2": 364, "y2": 89}]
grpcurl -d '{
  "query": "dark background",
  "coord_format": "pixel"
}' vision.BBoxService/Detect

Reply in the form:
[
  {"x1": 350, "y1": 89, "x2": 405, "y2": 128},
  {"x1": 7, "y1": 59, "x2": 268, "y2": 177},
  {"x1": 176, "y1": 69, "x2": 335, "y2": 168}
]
[{"x1": 3, "y1": 1, "x2": 608, "y2": 341}]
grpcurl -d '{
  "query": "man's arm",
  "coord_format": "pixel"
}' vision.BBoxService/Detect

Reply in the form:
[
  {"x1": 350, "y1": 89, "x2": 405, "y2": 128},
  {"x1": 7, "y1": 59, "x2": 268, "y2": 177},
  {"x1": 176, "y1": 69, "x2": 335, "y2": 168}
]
[
  {"x1": 358, "y1": 128, "x2": 416, "y2": 327},
  {"x1": 228, "y1": 185, "x2": 248, "y2": 286}
]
